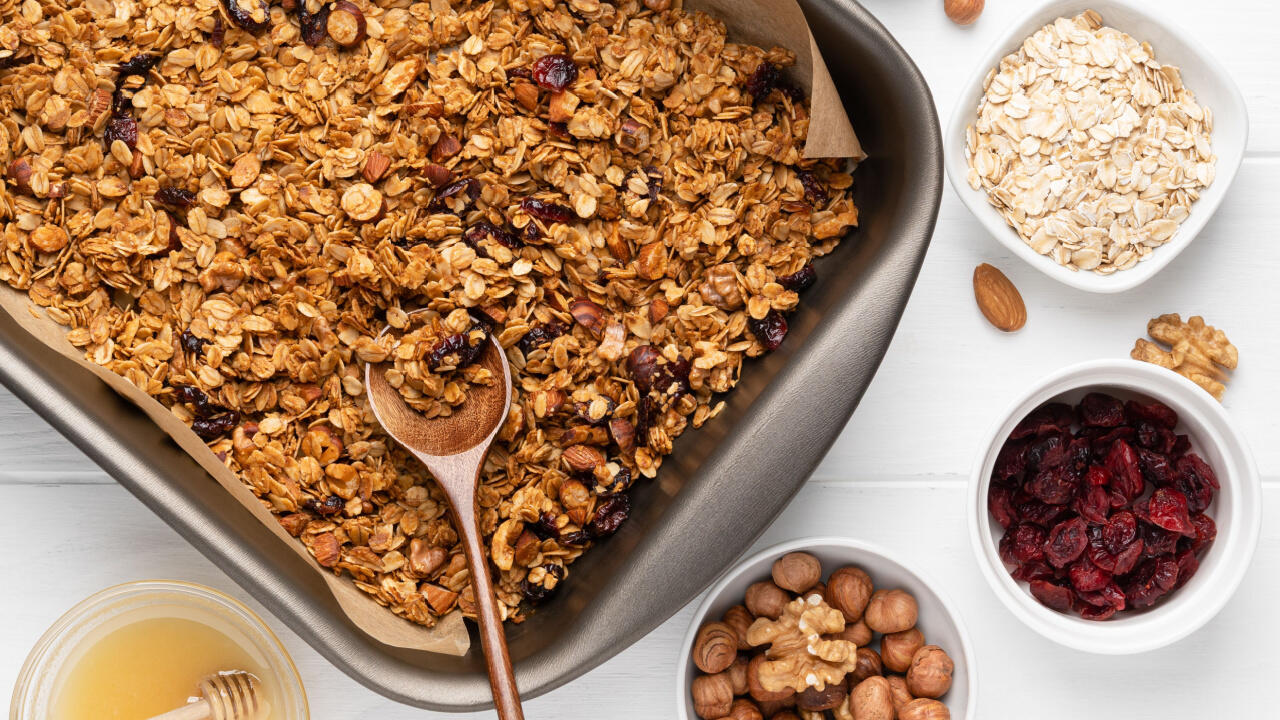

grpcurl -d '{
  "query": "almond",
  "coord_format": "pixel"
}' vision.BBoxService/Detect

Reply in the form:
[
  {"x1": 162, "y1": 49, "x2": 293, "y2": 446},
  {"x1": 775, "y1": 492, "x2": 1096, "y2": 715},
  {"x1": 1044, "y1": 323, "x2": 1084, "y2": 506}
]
[
  {"x1": 513, "y1": 81, "x2": 540, "y2": 111},
  {"x1": 562, "y1": 444, "x2": 605, "y2": 473},
  {"x1": 362, "y1": 150, "x2": 391, "y2": 183},
  {"x1": 972, "y1": 263, "x2": 1026, "y2": 332}
]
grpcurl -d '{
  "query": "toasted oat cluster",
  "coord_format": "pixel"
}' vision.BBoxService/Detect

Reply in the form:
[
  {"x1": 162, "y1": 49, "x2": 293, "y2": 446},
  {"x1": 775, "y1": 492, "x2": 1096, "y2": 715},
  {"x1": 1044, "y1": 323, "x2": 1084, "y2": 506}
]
[
  {"x1": 0, "y1": 0, "x2": 858, "y2": 627},
  {"x1": 380, "y1": 309, "x2": 496, "y2": 417}
]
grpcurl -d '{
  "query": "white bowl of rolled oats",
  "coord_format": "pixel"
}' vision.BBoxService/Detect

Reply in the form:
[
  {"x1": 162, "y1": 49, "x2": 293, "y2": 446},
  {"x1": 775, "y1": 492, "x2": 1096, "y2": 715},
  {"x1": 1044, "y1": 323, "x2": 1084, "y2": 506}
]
[{"x1": 945, "y1": 1, "x2": 1248, "y2": 293}]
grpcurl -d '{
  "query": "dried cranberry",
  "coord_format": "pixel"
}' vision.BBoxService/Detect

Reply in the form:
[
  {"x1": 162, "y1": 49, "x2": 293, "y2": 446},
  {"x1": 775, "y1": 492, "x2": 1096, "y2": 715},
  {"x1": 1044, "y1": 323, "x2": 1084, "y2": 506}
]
[
  {"x1": 520, "y1": 197, "x2": 575, "y2": 225},
  {"x1": 1188, "y1": 514, "x2": 1217, "y2": 554},
  {"x1": 1024, "y1": 432, "x2": 1069, "y2": 471},
  {"x1": 155, "y1": 186, "x2": 197, "y2": 209},
  {"x1": 1014, "y1": 492, "x2": 1066, "y2": 528},
  {"x1": 1125, "y1": 399, "x2": 1178, "y2": 429},
  {"x1": 1000, "y1": 522, "x2": 1047, "y2": 566},
  {"x1": 530, "y1": 54, "x2": 578, "y2": 91},
  {"x1": 174, "y1": 383, "x2": 209, "y2": 407},
  {"x1": 1104, "y1": 440, "x2": 1144, "y2": 502},
  {"x1": 463, "y1": 221, "x2": 522, "y2": 253},
  {"x1": 427, "y1": 325, "x2": 489, "y2": 371},
  {"x1": 1029, "y1": 580, "x2": 1074, "y2": 613},
  {"x1": 1084, "y1": 465, "x2": 1111, "y2": 486},
  {"x1": 744, "y1": 61, "x2": 782, "y2": 101},
  {"x1": 180, "y1": 330, "x2": 208, "y2": 355},
  {"x1": 1135, "y1": 420, "x2": 1176, "y2": 454},
  {"x1": 1079, "y1": 392, "x2": 1124, "y2": 427},
  {"x1": 116, "y1": 53, "x2": 160, "y2": 77},
  {"x1": 748, "y1": 310, "x2": 788, "y2": 352},
  {"x1": 521, "y1": 563, "x2": 566, "y2": 605},
  {"x1": 1086, "y1": 540, "x2": 1118, "y2": 573},
  {"x1": 518, "y1": 320, "x2": 568, "y2": 354},
  {"x1": 1026, "y1": 465, "x2": 1076, "y2": 505},
  {"x1": 1101, "y1": 511, "x2": 1137, "y2": 554},
  {"x1": 1172, "y1": 549, "x2": 1199, "y2": 590},
  {"x1": 796, "y1": 169, "x2": 829, "y2": 206},
  {"x1": 594, "y1": 465, "x2": 632, "y2": 496},
  {"x1": 992, "y1": 439, "x2": 1031, "y2": 485},
  {"x1": 297, "y1": 2, "x2": 330, "y2": 47},
  {"x1": 1075, "y1": 485, "x2": 1110, "y2": 524},
  {"x1": 777, "y1": 263, "x2": 817, "y2": 293},
  {"x1": 1013, "y1": 561, "x2": 1055, "y2": 583},
  {"x1": 1083, "y1": 425, "x2": 1135, "y2": 456},
  {"x1": 1148, "y1": 487, "x2": 1195, "y2": 536},
  {"x1": 210, "y1": 15, "x2": 225, "y2": 47},
  {"x1": 427, "y1": 178, "x2": 479, "y2": 213},
  {"x1": 1044, "y1": 516, "x2": 1088, "y2": 568},
  {"x1": 192, "y1": 410, "x2": 239, "y2": 440},
  {"x1": 626, "y1": 345, "x2": 689, "y2": 397},
  {"x1": 1136, "y1": 447, "x2": 1175, "y2": 487},
  {"x1": 1177, "y1": 451, "x2": 1220, "y2": 491},
  {"x1": 1170, "y1": 434, "x2": 1192, "y2": 457},
  {"x1": 587, "y1": 494, "x2": 630, "y2": 537},
  {"x1": 1079, "y1": 603, "x2": 1117, "y2": 621},
  {"x1": 1124, "y1": 556, "x2": 1179, "y2": 608},
  {"x1": 1142, "y1": 524, "x2": 1179, "y2": 557},
  {"x1": 305, "y1": 495, "x2": 344, "y2": 516},
  {"x1": 1010, "y1": 402, "x2": 1073, "y2": 439},
  {"x1": 558, "y1": 530, "x2": 592, "y2": 546},
  {"x1": 1068, "y1": 555, "x2": 1111, "y2": 592},
  {"x1": 530, "y1": 512, "x2": 560, "y2": 540},
  {"x1": 988, "y1": 485, "x2": 1017, "y2": 529},
  {"x1": 222, "y1": 0, "x2": 271, "y2": 33},
  {"x1": 1112, "y1": 538, "x2": 1144, "y2": 576},
  {"x1": 104, "y1": 115, "x2": 138, "y2": 147}
]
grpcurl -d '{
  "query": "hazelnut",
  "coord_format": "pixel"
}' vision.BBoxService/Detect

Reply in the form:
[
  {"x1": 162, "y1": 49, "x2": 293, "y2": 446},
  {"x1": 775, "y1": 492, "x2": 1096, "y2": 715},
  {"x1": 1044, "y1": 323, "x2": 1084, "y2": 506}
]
[
  {"x1": 836, "y1": 619, "x2": 872, "y2": 647},
  {"x1": 825, "y1": 566, "x2": 873, "y2": 623},
  {"x1": 615, "y1": 117, "x2": 651, "y2": 153},
  {"x1": 906, "y1": 646, "x2": 953, "y2": 699},
  {"x1": 7, "y1": 158, "x2": 32, "y2": 192},
  {"x1": 744, "y1": 581, "x2": 789, "y2": 620},
  {"x1": 643, "y1": 0, "x2": 670, "y2": 11},
  {"x1": 771, "y1": 552, "x2": 821, "y2": 594},
  {"x1": 899, "y1": 698, "x2": 950, "y2": 720},
  {"x1": 943, "y1": 0, "x2": 983, "y2": 25},
  {"x1": 880, "y1": 627, "x2": 924, "y2": 674},
  {"x1": 886, "y1": 676, "x2": 913, "y2": 715},
  {"x1": 726, "y1": 655, "x2": 749, "y2": 695},
  {"x1": 765, "y1": 710, "x2": 799, "y2": 720},
  {"x1": 747, "y1": 654, "x2": 794, "y2": 703},
  {"x1": 513, "y1": 81, "x2": 540, "y2": 111},
  {"x1": 569, "y1": 298, "x2": 606, "y2": 336},
  {"x1": 692, "y1": 622, "x2": 738, "y2": 674},
  {"x1": 722, "y1": 604, "x2": 754, "y2": 650},
  {"x1": 848, "y1": 647, "x2": 883, "y2": 686},
  {"x1": 692, "y1": 672, "x2": 734, "y2": 720},
  {"x1": 864, "y1": 589, "x2": 917, "y2": 634},
  {"x1": 849, "y1": 676, "x2": 894, "y2": 720},
  {"x1": 797, "y1": 683, "x2": 846, "y2": 712},
  {"x1": 726, "y1": 698, "x2": 763, "y2": 720},
  {"x1": 327, "y1": 0, "x2": 367, "y2": 47}
]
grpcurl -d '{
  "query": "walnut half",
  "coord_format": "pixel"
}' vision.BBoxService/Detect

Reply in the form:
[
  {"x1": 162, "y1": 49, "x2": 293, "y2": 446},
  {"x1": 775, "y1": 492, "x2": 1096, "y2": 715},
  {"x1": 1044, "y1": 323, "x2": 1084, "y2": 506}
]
[
  {"x1": 1131, "y1": 314, "x2": 1237, "y2": 400},
  {"x1": 745, "y1": 593, "x2": 859, "y2": 694}
]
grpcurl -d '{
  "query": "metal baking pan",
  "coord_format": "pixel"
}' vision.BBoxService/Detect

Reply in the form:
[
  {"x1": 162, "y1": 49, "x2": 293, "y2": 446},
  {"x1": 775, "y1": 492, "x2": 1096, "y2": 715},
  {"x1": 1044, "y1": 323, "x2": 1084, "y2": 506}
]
[{"x1": 0, "y1": 0, "x2": 940, "y2": 710}]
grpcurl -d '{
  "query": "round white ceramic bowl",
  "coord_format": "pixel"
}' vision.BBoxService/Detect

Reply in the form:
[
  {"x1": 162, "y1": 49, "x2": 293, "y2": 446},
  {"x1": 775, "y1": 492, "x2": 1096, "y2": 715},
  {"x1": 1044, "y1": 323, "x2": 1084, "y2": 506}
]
[
  {"x1": 968, "y1": 359, "x2": 1261, "y2": 654},
  {"x1": 944, "y1": 0, "x2": 1249, "y2": 293},
  {"x1": 676, "y1": 537, "x2": 977, "y2": 719}
]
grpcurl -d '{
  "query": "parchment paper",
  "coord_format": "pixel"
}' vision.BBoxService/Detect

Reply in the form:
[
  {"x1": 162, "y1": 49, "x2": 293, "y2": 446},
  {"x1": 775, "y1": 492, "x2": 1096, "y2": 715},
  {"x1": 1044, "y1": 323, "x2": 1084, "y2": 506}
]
[
  {"x1": 0, "y1": 0, "x2": 861, "y2": 658},
  {"x1": 690, "y1": 0, "x2": 864, "y2": 160}
]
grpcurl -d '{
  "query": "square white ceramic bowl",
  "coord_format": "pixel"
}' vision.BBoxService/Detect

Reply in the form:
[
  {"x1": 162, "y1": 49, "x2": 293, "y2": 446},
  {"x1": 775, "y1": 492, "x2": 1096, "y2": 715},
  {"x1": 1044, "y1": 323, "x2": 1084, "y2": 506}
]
[
  {"x1": 968, "y1": 359, "x2": 1261, "y2": 654},
  {"x1": 944, "y1": 0, "x2": 1249, "y2": 293}
]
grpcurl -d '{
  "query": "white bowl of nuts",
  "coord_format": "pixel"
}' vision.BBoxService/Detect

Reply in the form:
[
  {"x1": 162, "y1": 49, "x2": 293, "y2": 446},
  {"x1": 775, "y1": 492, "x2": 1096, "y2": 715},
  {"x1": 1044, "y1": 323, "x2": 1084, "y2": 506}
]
[
  {"x1": 676, "y1": 537, "x2": 976, "y2": 720},
  {"x1": 968, "y1": 359, "x2": 1261, "y2": 654},
  {"x1": 944, "y1": 0, "x2": 1248, "y2": 293}
]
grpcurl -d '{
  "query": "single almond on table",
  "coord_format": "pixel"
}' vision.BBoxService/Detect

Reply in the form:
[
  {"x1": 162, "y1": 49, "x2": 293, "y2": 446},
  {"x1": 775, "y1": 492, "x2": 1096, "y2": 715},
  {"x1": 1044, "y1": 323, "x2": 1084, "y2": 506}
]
[
  {"x1": 972, "y1": 263, "x2": 1026, "y2": 332},
  {"x1": 944, "y1": 0, "x2": 983, "y2": 25}
]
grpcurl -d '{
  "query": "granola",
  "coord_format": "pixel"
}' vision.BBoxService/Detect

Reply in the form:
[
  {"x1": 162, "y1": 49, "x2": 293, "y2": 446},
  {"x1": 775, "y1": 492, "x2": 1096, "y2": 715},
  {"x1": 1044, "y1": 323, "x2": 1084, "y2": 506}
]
[
  {"x1": 0, "y1": 0, "x2": 858, "y2": 627},
  {"x1": 380, "y1": 309, "x2": 496, "y2": 418},
  {"x1": 965, "y1": 11, "x2": 1215, "y2": 274}
]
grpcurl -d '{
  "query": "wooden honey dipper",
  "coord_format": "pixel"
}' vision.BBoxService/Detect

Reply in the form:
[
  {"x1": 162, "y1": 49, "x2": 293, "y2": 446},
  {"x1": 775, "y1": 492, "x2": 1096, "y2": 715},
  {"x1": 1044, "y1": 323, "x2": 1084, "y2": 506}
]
[{"x1": 145, "y1": 671, "x2": 265, "y2": 720}]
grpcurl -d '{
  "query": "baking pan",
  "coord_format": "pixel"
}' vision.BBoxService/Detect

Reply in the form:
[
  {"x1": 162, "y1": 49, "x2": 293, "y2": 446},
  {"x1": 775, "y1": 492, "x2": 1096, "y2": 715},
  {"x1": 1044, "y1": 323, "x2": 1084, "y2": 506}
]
[{"x1": 0, "y1": 0, "x2": 941, "y2": 710}]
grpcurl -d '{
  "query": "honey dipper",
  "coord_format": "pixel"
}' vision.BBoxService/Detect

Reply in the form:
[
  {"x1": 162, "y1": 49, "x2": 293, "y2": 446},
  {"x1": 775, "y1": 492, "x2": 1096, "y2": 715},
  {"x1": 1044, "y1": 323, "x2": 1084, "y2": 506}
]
[{"x1": 144, "y1": 671, "x2": 265, "y2": 720}]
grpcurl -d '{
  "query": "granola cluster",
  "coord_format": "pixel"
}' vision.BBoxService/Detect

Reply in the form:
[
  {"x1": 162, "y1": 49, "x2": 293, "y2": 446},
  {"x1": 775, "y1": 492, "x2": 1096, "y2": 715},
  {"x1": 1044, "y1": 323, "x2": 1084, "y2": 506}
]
[
  {"x1": 0, "y1": 0, "x2": 858, "y2": 627},
  {"x1": 380, "y1": 308, "x2": 496, "y2": 417}
]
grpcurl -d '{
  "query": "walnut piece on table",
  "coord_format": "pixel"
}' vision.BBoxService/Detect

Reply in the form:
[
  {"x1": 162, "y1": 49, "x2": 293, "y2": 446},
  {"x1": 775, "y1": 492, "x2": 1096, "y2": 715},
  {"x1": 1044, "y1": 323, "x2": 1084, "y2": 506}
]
[{"x1": 1131, "y1": 314, "x2": 1237, "y2": 400}]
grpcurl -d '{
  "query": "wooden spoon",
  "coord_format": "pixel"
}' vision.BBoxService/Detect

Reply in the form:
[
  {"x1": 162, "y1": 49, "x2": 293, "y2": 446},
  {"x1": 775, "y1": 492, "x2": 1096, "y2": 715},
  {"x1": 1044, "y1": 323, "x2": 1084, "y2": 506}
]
[
  {"x1": 364, "y1": 324, "x2": 523, "y2": 719},
  {"x1": 145, "y1": 671, "x2": 264, "y2": 720}
]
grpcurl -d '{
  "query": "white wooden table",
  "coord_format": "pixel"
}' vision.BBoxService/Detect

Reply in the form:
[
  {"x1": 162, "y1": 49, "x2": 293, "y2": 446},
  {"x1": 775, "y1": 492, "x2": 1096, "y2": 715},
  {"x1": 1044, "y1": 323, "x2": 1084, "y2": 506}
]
[{"x1": 3, "y1": 2, "x2": 1277, "y2": 717}]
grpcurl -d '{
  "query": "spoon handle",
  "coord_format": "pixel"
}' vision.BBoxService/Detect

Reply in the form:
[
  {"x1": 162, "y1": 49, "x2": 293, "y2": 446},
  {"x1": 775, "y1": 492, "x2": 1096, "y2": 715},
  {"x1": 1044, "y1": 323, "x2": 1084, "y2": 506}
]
[{"x1": 449, "y1": 485, "x2": 524, "y2": 719}]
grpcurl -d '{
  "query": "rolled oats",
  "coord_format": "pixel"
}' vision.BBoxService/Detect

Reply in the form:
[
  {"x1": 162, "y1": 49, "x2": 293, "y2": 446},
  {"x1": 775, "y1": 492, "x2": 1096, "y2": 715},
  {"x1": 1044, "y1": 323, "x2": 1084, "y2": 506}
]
[
  {"x1": 0, "y1": 0, "x2": 858, "y2": 627},
  {"x1": 965, "y1": 11, "x2": 1215, "y2": 274}
]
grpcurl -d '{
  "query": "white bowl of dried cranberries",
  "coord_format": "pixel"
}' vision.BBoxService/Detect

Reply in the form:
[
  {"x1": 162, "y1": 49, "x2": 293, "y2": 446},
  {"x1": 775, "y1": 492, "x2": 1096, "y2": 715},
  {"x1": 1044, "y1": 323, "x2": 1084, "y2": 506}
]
[
  {"x1": 969, "y1": 358, "x2": 1261, "y2": 654},
  {"x1": 676, "y1": 537, "x2": 977, "y2": 720}
]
